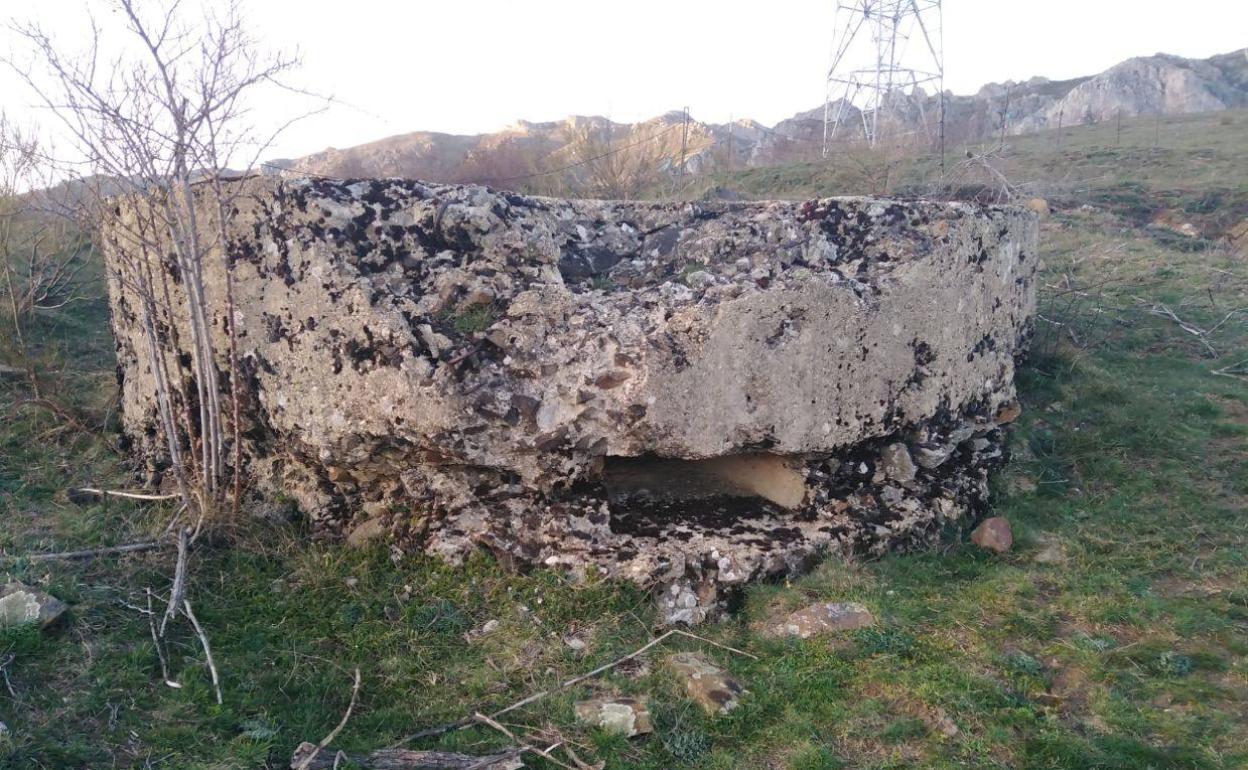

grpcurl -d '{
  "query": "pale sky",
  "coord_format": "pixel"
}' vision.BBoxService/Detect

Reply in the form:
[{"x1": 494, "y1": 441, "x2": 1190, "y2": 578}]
[{"x1": 2, "y1": 0, "x2": 1245, "y2": 163}]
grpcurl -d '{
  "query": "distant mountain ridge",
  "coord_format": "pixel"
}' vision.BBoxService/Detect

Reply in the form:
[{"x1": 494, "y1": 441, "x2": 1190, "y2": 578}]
[{"x1": 271, "y1": 48, "x2": 1248, "y2": 188}]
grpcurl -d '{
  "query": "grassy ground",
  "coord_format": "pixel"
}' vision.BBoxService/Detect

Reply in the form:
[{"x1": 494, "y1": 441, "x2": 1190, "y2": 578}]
[{"x1": 1, "y1": 112, "x2": 1246, "y2": 770}]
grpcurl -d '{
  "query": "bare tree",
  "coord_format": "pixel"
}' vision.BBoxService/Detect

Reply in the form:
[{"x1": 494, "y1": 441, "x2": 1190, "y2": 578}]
[
  {"x1": 6, "y1": 0, "x2": 314, "y2": 702},
  {"x1": 7, "y1": 0, "x2": 303, "y2": 528},
  {"x1": 562, "y1": 120, "x2": 670, "y2": 200}
]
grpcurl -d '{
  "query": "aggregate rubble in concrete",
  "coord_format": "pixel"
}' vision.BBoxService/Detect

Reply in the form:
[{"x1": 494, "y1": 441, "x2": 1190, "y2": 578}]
[{"x1": 103, "y1": 177, "x2": 1038, "y2": 621}]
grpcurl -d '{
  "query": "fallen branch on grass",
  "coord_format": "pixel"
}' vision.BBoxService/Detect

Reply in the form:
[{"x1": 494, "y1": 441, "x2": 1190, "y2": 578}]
[
  {"x1": 473, "y1": 713, "x2": 575, "y2": 770},
  {"x1": 289, "y1": 741, "x2": 524, "y2": 770},
  {"x1": 1212, "y1": 357, "x2": 1248, "y2": 381},
  {"x1": 182, "y1": 599, "x2": 222, "y2": 706},
  {"x1": 0, "y1": 541, "x2": 165, "y2": 562},
  {"x1": 391, "y1": 629, "x2": 757, "y2": 747},
  {"x1": 68, "y1": 487, "x2": 182, "y2": 503},
  {"x1": 294, "y1": 667, "x2": 362, "y2": 770},
  {"x1": 1140, "y1": 300, "x2": 1220, "y2": 357}
]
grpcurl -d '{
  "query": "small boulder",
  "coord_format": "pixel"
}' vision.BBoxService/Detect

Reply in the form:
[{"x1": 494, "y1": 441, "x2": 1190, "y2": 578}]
[
  {"x1": 765, "y1": 601, "x2": 875, "y2": 639},
  {"x1": 0, "y1": 582, "x2": 68, "y2": 629},
  {"x1": 667, "y1": 652, "x2": 746, "y2": 715},
  {"x1": 574, "y1": 696, "x2": 652, "y2": 736},
  {"x1": 970, "y1": 517, "x2": 1013, "y2": 553}
]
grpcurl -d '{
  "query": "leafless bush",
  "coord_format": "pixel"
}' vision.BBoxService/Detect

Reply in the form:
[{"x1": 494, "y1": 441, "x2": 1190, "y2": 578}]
[
  {"x1": 6, "y1": 0, "x2": 304, "y2": 527},
  {"x1": 561, "y1": 121, "x2": 670, "y2": 200},
  {"x1": 827, "y1": 134, "x2": 917, "y2": 197},
  {"x1": 0, "y1": 114, "x2": 90, "y2": 398}
]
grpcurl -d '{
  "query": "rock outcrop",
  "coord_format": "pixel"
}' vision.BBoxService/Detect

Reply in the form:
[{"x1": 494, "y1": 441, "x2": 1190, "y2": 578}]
[
  {"x1": 272, "y1": 49, "x2": 1247, "y2": 184},
  {"x1": 104, "y1": 177, "x2": 1037, "y2": 620}
]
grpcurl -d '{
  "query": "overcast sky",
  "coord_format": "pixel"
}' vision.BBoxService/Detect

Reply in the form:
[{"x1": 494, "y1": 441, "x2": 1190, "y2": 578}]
[{"x1": 2, "y1": 0, "x2": 1245, "y2": 162}]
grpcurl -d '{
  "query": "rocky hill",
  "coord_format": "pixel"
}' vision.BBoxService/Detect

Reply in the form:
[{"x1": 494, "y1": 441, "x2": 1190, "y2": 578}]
[{"x1": 272, "y1": 48, "x2": 1248, "y2": 191}]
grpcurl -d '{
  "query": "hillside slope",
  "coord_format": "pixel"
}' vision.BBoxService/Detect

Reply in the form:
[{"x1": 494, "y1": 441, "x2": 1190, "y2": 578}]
[{"x1": 275, "y1": 49, "x2": 1248, "y2": 189}]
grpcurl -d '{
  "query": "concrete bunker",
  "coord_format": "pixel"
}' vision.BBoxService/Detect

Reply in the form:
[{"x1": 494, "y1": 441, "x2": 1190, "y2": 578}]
[{"x1": 102, "y1": 176, "x2": 1039, "y2": 623}]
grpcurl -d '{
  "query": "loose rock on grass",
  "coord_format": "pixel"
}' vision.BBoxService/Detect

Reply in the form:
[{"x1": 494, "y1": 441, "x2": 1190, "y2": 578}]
[
  {"x1": 971, "y1": 516, "x2": 1013, "y2": 553},
  {"x1": 0, "y1": 582, "x2": 67, "y2": 630},
  {"x1": 574, "y1": 696, "x2": 653, "y2": 736},
  {"x1": 667, "y1": 651, "x2": 747, "y2": 715},
  {"x1": 763, "y1": 601, "x2": 876, "y2": 639}
]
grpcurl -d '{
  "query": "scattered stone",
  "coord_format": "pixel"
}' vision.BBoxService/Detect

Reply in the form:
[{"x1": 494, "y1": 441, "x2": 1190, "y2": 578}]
[
  {"x1": 667, "y1": 652, "x2": 746, "y2": 715},
  {"x1": 765, "y1": 601, "x2": 875, "y2": 639},
  {"x1": 563, "y1": 635, "x2": 587, "y2": 652},
  {"x1": 0, "y1": 582, "x2": 68, "y2": 630},
  {"x1": 970, "y1": 517, "x2": 1013, "y2": 554},
  {"x1": 344, "y1": 577, "x2": 359, "y2": 588},
  {"x1": 574, "y1": 696, "x2": 653, "y2": 736}
]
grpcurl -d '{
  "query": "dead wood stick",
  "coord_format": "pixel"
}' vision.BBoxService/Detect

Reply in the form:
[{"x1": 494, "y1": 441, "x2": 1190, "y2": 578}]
[
  {"x1": 391, "y1": 628, "x2": 756, "y2": 747},
  {"x1": 145, "y1": 588, "x2": 176, "y2": 689},
  {"x1": 473, "y1": 713, "x2": 574, "y2": 770},
  {"x1": 182, "y1": 599, "x2": 223, "y2": 705},
  {"x1": 294, "y1": 667, "x2": 362, "y2": 770},
  {"x1": 289, "y1": 741, "x2": 523, "y2": 770},
  {"x1": 1, "y1": 541, "x2": 165, "y2": 562},
  {"x1": 160, "y1": 527, "x2": 189, "y2": 636},
  {"x1": 69, "y1": 487, "x2": 181, "y2": 503}
]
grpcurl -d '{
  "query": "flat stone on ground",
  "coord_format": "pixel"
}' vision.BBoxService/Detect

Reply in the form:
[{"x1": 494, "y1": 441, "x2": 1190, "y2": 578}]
[
  {"x1": 0, "y1": 582, "x2": 68, "y2": 629},
  {"x1": 667, "y1": 651, "x2": 746, "y2": 715},
  {"x1": 971, "y1": 517, "x2": 1013, "y2": 553},
  {"x1": 766, "y1": 601, "x2": 875, "y2": 639},
  {"x1": 574, "y1": 697, "x2": 652, "y2": 736}
]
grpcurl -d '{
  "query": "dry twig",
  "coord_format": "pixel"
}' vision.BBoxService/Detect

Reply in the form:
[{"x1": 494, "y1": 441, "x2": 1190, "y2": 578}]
[
  {"x1": 69, "y1": 487, "x2": 181, "y2": 503},
  {"x1": 289, "y1": 741, "x2": 523, "y2": 770},
  {"x1": 392, "y1": 628, "x2": 755, "y2": 747},
  {"x1": 1, "y1": 541, "x2": 164, "y2": 562},
  {"x1": 294, "y1": 667, "x2": 362, "y2": 770},
  {"x1": 182, "y1": 599, "x2": 223, "y2": 705}
]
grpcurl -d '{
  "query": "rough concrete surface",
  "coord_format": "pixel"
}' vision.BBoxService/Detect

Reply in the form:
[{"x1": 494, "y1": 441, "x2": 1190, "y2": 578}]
[{"x1": 103, "y1": 177, "x2": 1037, "y2": 620}]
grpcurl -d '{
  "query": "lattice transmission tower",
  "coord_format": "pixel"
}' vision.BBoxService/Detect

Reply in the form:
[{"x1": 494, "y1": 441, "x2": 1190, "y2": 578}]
[{"x1": 821, "y1": 0, "x2": 945, "y2": 155}]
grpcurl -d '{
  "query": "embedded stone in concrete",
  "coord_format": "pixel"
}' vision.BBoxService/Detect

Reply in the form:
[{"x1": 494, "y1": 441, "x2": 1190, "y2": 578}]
[{"x1": 102, "y1": 177, "x2": 1038, "y2": 609}]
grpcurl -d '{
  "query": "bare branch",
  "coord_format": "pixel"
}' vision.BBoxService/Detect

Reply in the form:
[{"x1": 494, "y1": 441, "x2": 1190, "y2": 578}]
[{"x1": 294, "y1": 668, "x2": 362, "y2": 770}]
